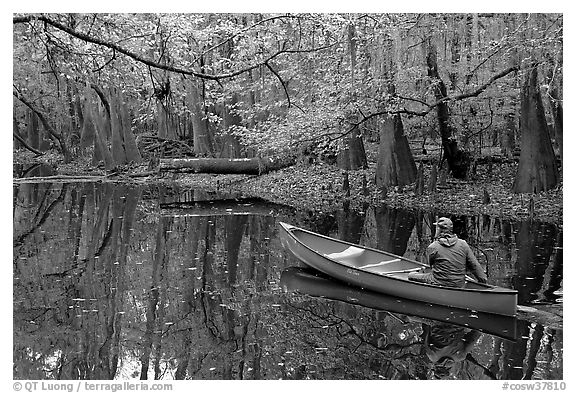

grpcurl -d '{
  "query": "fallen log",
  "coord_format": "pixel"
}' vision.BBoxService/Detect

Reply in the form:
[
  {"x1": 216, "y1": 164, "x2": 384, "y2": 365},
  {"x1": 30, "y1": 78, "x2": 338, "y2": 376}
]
[
  {"x1": 13, "y1": 175, "x2": 105, "y2": 183},
  {"x1": 158, "y1": 156, "x2": 294, "y2": 175}
]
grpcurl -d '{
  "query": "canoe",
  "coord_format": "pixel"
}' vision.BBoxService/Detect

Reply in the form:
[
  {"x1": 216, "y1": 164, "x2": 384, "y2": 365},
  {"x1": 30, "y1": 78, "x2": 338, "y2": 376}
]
[
  {"x1": 278, "y1": 222, "x2": 518, "y2": 316},
  {"x1": 280, "y1": 267, "x2": 517, "y2": 341}
]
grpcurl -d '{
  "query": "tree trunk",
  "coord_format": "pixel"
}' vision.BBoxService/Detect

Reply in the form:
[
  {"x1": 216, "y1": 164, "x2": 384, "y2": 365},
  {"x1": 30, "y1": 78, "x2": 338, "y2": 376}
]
[
  {"x1": 83, "y1": 87, "x2": 116, "y2": 170},
  {"x1": 26, "y1": 109, "x2": 40, "y2": 150},
  {"x1": 111, "y1": 97, "x2": 126, "y2": 164},
  {"x1": 414, "y1": 162, "x2": 425, "y2": 196},
  {"x1": 13, "y1": 115, "x2": 23, "y2": 149},
  {"x1": 110, "y1": 88, "x2": 142, "y2": 164},
  {"x1": 220, "y1": 93, "x2": 243, "y2": 158},
  {"x1": 156, "y1": 101, "x2": 177, "y2": 140},
  {"x1": 375, "y1": 114, "x2": 417, "y2": 191},
  {"x1": 545, "y1": 54, "x2": 563, "y2": 168},
  {"x1": 65, "y1": 80, "x2": 79, "y2": 139},
  {"x1": 337, "y1": 22, "x2": 367, "y2": 170},
  {"x1": 185, "y1": 78, "x2": 214, "y2": 156},
  {"x1": 501, "y1": 113, "x2": 516, "y2": 158},
  {"x1": 159, "y1": 156, "x2": 294, "y2": 175},
  {"x1": 80, "y1": 88, "x2": 96, "y2": 149},
  {"x1": 448, "y1": 16, "x2": 461, "y2": 90},
  {"x1": 512, "y1": 66, "x2": 559, "y2": 193},
  {"x1": 337, "y1": 128, "x2": 368, "y2": 170},
  {"x1": 426, "y1": 39, "x2": 469, "y2": 179}
]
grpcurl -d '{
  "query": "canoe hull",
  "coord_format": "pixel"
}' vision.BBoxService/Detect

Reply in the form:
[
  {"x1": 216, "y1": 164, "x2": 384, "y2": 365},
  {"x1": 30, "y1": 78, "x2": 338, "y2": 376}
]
[{"x1": 279, "y1": 222, "x2": 518, "y2": 316}]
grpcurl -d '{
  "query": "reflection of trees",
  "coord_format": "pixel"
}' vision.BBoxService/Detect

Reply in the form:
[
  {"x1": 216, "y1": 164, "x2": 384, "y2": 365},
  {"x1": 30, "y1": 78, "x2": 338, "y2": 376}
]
[
  {"x1": 13, "y1": 185, "x2": 563, "y2": 380},
  {"x1": 140, "y1": 216, "x2": 171, "y2": 380},
  {"x1": 498, "y1": 320, "x2": 562, "y2": 380},
  {"x1": 13, "y1": 183, "x2": 68, "y2": 249},
  {"x1": 543, "y1": 231, "x2": 562, "y2": 302},
  {"x1": 141, "y1": 214, "x2": 278, "y2": 379},
  {"x1": 337, "y1": 206, "x2": 365, "y2": 244},
  {"x1": 280, "y1": 296, "x2": 426, "y2": 379},
  {"x1": 374, "y1": 204, "x2": 416, "y2": 256},
  {"x1": 94, "y1": 185, "x2": 140, "y2": 379},
  {"x1": 513, "y1": 221, "x2": 558, "y2": 304},
  {"x1": 13, "y1": 183, "x2": 141, "y2": 379}
]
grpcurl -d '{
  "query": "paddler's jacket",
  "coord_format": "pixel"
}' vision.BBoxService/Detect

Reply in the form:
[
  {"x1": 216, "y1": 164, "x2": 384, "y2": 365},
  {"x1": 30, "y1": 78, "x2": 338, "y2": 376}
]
[{"x1": 427, "y1": 233, "x2": 488, "y2": 288}]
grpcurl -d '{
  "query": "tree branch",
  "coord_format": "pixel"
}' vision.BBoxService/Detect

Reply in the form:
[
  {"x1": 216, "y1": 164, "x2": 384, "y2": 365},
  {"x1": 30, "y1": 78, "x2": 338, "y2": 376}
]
[
  {"x1": 301, "y1": 64, "x2": 521, "y2": 147},
  {"x1": 265, "y1": 61, "x2": 291, "y2": 108},
  {"x1": 451, "y1": 66, "x2": 519, "y2": 101},
  {"x1": 199, "y1": 14, "x2": 300, "y2": 59},
  {"x1": 13, "y1": 130, "x2": 44, "y2": 156},
  {"x1": 90, "y1": 84, "x2": 111, "y2": 117},
  {"x1": 92, "y1": 48, "x2": 116, "y2": 73},
  {"x1": 14, "y1": 14, "x2": 336, "y2": 82},
  {"x1": 13, "y1": 88, "x2": 69, "y2": 159},
  {"x1": 393, "y1": 65, "x2": 520, "y2": 117}
]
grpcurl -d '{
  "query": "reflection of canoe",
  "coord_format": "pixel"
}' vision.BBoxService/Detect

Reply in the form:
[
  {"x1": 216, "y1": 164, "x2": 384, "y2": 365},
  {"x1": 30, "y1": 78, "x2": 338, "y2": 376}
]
[
  {"x1": 279, "y1": 222, "x2": 518, "y2": 316},
  {"x1": 280, "y1": 267, "x2": 517, "y2": 341}
]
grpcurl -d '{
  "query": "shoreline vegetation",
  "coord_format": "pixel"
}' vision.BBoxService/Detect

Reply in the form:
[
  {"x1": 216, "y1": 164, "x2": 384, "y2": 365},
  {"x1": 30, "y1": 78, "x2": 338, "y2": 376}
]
[{"x1": 14, "y1": 150, "x2": 563, "y2": 226}]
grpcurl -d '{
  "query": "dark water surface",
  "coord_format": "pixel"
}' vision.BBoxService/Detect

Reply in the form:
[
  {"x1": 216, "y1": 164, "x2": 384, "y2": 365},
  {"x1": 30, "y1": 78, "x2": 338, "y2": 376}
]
[{"x1": 13, "y1": 182, "x2": 563, "y2": 380}]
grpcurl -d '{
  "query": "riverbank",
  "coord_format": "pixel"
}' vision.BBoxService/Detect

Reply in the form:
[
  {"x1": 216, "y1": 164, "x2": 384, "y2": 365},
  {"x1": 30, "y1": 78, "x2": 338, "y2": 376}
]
[
  {"x1": 176, "y1": 160, "x2": 563, "y2": 225},
  {"x1": 14, "y1": 150, "x2": 563, "y2": 226}
]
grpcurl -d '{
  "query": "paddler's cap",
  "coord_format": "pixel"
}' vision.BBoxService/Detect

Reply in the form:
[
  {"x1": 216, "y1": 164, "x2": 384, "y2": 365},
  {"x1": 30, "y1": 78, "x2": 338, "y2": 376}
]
[{"x1": 433, "y1": 217, "x2": 453, "y2": 230}]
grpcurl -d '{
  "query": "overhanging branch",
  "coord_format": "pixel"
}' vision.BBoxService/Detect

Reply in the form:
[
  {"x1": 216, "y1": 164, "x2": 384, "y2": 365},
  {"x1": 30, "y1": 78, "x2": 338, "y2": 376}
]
[
  {"x1": 199, "y1": 14, "x2": 303, "y2": 59},
  {"x1": 265, "y1": 61, "x2": 291, "y2": 108},
  {"x1": 14, "y1": 14, "x2": 337, "y2": 82},
  {"x1": 13, "y1": 88, "x2": 69, "y2": 158},
  {"x1": 13, "y1": 130, "x2": 44, "y2": 156},
  {"x1": 393, "y1": 65, "x2": 520, "y2": 117},
  {"x1": 299, "y1": 64, "x2": 520, "y2": 146}
]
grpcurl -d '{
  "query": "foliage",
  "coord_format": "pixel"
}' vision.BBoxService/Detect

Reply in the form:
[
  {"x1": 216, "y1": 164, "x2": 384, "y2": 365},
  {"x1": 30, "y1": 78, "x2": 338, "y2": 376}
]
[{"x1": 13, "y1": 13, "x2": 562, "y2": 162}]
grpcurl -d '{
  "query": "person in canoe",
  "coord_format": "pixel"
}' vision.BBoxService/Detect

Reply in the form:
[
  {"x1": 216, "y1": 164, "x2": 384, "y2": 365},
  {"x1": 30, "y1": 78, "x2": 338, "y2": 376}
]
[{"x1": 408, "y1": 217, "x2": 487, "y2": 287}]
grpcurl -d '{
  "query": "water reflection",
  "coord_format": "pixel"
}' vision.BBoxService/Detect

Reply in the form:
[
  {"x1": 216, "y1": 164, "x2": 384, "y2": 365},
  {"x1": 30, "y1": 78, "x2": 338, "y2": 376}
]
[
  {"x1": 13, "y1": 182, "x2": 562, "y2": 380},
  {"x1": 424, "y1": 323, "x2": 482, "y2": 380},
  {"x1": 280, "y1": 267, "x2": 517, "y2": 341}
]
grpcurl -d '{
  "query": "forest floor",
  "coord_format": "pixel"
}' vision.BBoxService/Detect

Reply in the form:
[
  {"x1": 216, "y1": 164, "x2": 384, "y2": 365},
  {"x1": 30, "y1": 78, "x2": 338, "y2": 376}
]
[{"x1": 13, "y1": 148, "x2": 563, "y2": 226}]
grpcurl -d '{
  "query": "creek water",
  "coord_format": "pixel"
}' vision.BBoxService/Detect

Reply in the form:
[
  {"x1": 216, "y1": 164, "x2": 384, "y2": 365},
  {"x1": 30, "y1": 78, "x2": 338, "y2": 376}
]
[{"x1": 13, "y1": 181, "x2": 563, "y2": 380}]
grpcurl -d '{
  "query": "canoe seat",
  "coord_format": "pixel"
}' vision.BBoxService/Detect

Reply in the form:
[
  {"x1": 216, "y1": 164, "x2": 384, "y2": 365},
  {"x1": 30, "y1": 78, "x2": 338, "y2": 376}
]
[{"x1": 324, "y1": 246, "x2": 365, "y2": 262}]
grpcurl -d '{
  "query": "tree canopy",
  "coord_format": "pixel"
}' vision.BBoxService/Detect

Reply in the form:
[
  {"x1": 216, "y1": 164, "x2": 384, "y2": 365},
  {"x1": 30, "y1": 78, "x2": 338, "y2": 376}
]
[{"x1": 13, "y1": 13, "x2": 562, "y2": 177}]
